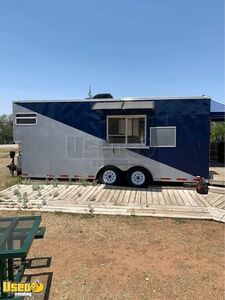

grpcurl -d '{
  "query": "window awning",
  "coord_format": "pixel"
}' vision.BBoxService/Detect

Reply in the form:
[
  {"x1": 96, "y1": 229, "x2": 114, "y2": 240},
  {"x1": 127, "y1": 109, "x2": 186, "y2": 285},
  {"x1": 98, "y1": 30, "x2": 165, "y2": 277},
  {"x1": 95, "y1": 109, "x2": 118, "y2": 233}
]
[
  {"x1": 92, "y1": 102, "x2": 123, "y2": 110},
  {"x1": 92, "y1": 101, "x2": 154, "y2": 110},
  {"x1": 123, "y1": 101, "x2": 154, "y2": 109}
]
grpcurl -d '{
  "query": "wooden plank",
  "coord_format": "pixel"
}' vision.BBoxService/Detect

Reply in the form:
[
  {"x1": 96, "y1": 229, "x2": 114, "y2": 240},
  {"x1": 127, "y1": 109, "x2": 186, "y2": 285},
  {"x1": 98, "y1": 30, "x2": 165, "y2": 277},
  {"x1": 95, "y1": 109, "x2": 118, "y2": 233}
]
[
  {"x1": 209, "y1": 194, "x2": 225, "y2": 205},
  {"x1": 37, "y1": 185, "x2": 56, "y2": 197},
  {"x1": 151, "y1": 189, "x2": 159, "y2": 205},
  {"x1": 182, "y1": 190, "x2": 198, "y2": 206},
  {"x1": 167, "y1": 189, "x2": 179, "y2": 206},
  {"x1": 146, "y1": 189, "x2": 153, "y2": 205},
  {"x1": 67, "y1": 185, "x2": 83, "y2": 197},
  {"x1": 48, "y1": 185, "x2": 66, "y2": 200},
  {"x1": 71, "y1": 186, "x2": 89, "y2": 203},
  {"x1": 29, "y1": 185, "x2": 56, "y2": 202},
  {"x1": 56, "y1": 188, "x2": 74, "y2": 202},
  {"x1": 208, "y1": 207, "x2": 225, "y2": 221},
  {"x1": 86, "y1": 184, "x2": 105, "y2": 201},
  {"x1": 123, "y1": 188, "x2": 132, "y2": 204},
  {"x1": 157, "y1": 189, "x2": 166, "y2": 205},
  {"x1": 35, "y1": 203, "x2": 212, "y2": 220},
  {"x1": 162, "y1": 189, "x2": 172, "y2": 205},
  {"x1": 64, "y1": 185, "x2": 86, "y2": 202},
  {"x1": 177, "y1": 190, "x2": 192, "y2": 206},
  {"x1": 3, "y1": 185, "x2": 31, "y2": 201},
  {"x1": 0, "y1": 184, "x2": 20, "y2": 196},
  {"x1": 105, "y1": 187, "x2": 119, "y2": 203},
  {"x1": 193, "y1": 191, "x2": 212, "y2": 207},
  {"x1": 211, "y1": 196, "x2": 225, "y2": 208},
  {"x1": 60, "y1": 185, "x2": 83, "y2": 201},
  {"x1": 129, "y1": 188, "x2": 137, "y2": 204},
  {"x1": 64, "y1": 185, "x2": 84, "y2": 202},
  {"x1": 135, "y1": 188, "x2": 142, "y2": 205},
  {"x1": 208, "y1": 195, "x2": 221, "y2": 203},
  {"x1": 204, "y1": 193, "x2": 219, "y2": 201},
  {"x1": 90, "y1": 185, "x2": 106, "y2": 202},
  {"x1": 97, "y1": 187, "x2": 112, "y2": 202},
  {"x1": 110, "y1": 187, "x2": 122, "y2": 204},
  {"x1": 116, "y1": 187, "x2": 126, "y2": 204},
  {"x1": 77, "y1": 186, "x2": 98, "y2": 203},
  {"x1": 63, "y1": 185, "x2": 81, "y2": 201},
  {"x1": 15, "y1": 185, "x2": 34, "y2": 197},
  {"x1": 217, "y1": 201, "x2": 225, "y2": 209},
  {"x1": 57, "y1": 185, "x2": 79, "y2": 200},
  {"x1": 171, "y1": 189, "x2": 185, "y2": 206},
  {"x1": 142, "y1": 189, "x2": 148, "y2": 205},
  {"x1": 188, "y1": 190, "x2": 205, "y2": 207},
  {"x1": 17, "y1": 185, "x2": 34, "y2": 197}
]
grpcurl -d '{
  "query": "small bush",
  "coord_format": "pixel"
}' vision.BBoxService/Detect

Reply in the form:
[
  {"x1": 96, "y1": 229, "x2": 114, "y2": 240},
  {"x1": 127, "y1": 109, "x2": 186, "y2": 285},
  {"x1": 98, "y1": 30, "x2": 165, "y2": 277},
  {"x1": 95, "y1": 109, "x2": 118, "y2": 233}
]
[
  {"x1": 53, "y1": 191, "x2": 59, "y2": 198},
  {"x1": 14, "y1": 189, "x2": 21, "y2": 197}
]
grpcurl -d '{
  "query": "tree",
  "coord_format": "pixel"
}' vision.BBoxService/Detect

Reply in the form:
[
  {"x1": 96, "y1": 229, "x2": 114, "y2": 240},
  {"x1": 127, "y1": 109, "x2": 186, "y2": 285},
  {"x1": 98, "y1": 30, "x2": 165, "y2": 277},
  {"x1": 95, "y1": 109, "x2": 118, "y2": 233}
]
[
  {"x1": 0, "y1": 114, "x2": 13, "y2": 144},
  {"x1": 210, "y1": 122, "x2": 225, "y2": 142}
]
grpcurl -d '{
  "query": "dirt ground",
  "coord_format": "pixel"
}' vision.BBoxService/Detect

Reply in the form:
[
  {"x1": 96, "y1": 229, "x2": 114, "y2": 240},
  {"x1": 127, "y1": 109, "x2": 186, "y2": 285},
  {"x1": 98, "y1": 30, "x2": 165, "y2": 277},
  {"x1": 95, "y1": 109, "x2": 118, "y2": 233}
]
[
  {"x1": 0, "y1": 147, "x2": 225, "y2": 300},
  {"x1": 1, "y1": 211, "x2": 225, "y2": 300}
]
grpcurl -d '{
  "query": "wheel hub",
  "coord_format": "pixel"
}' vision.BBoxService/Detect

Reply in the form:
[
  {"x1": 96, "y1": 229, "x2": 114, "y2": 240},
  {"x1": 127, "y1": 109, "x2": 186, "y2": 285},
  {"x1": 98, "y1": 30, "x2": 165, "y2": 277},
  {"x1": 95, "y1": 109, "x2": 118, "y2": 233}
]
[
  {"x1": 131, "y1": 171, "x2": 145, "y2": 186},
  {"x1": 102, "y1": 170, "x2": 117, "y2": 184}
]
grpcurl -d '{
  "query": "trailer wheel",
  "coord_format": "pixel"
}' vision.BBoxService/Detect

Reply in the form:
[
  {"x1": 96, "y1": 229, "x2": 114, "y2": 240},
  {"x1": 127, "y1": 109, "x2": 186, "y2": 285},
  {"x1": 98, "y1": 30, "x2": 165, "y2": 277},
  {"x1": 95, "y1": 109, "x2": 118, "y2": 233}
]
[
  {"x1": 126, "y1": 167, "x2": 151, "y2": 187},
  {"x1": 98, "y1": 167, "x2": 121, "y2": 185}
]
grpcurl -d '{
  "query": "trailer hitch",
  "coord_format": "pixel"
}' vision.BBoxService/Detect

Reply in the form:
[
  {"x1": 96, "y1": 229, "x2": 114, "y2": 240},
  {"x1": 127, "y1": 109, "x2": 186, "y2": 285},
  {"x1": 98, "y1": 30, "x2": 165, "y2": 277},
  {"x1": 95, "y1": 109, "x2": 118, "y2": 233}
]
[{"x1": 7, "y1": 151, "x2": 17, "y2": 177}]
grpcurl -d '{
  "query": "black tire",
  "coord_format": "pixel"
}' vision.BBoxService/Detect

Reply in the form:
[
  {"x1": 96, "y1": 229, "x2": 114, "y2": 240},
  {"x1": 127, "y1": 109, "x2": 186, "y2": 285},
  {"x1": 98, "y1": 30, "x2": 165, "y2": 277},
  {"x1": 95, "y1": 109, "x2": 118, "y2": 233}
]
[
  {"x1": 98, "y1": 166, "x2": 121, "y2": 186},
  {"x1": 126, "y1": 167, "x2": 151, "y2": 187}
]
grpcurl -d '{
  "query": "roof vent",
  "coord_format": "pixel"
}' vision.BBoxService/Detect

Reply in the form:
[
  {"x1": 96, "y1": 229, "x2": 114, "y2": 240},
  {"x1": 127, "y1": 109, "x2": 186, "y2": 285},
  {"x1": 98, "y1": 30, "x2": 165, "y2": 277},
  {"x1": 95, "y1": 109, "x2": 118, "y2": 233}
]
[{"x1": 92, "y1": 93, "x2": 113, "y2": 99}]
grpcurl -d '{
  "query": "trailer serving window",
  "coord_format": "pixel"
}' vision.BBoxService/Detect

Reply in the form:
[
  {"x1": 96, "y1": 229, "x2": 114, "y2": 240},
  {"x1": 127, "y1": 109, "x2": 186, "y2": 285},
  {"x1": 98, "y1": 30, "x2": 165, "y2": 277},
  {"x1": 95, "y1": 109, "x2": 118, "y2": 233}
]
[
  {"x1": 15, "y1": 113, "x2": 37, "y2": 125},
  {"x1": 107, "y1": 115, "x2": 146, "y2": 145},
  {"x1": 150, "y1": 127, "x2": 176, "y2": 147}
]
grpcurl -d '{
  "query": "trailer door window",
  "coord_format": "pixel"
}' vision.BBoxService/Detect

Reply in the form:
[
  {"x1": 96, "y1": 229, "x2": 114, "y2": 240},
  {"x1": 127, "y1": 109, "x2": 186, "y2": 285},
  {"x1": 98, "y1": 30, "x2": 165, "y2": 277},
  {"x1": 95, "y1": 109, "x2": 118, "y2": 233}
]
[
  {"x1": 107, "y1": 116, "x2": 146, "y2": 144},
  {"x1": 16, "y1": 113, "x2": 37, "y2": 125},
  {"x1": 150, "y1": 127, "x2": 176, "y2": 147}
]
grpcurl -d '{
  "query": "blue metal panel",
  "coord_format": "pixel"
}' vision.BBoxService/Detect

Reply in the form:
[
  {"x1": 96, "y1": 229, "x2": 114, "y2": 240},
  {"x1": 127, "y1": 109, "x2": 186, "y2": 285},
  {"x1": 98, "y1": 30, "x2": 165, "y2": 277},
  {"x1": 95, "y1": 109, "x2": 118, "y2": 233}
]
[
  {"x1": 132, "y1": 99, "x2": 210, "y2": 178},
  {"x1": 17, "y1": 98, "x2": 210, "y2": 178}
]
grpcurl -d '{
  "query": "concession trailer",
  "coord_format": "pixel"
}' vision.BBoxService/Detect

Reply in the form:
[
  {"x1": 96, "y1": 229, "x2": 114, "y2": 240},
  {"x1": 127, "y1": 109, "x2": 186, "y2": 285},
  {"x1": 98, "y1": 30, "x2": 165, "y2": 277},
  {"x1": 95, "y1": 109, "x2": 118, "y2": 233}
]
[{"x1": 12, "y1": 94, "x2": 211, "y2": 187}]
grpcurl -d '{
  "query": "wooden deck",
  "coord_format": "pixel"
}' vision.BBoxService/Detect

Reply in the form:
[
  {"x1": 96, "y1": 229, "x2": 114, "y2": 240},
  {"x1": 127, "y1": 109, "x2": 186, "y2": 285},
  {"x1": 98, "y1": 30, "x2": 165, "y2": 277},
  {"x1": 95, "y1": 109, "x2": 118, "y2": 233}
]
[{"x1": 0, "y1": 184, "x2": 224, "y2": 222}]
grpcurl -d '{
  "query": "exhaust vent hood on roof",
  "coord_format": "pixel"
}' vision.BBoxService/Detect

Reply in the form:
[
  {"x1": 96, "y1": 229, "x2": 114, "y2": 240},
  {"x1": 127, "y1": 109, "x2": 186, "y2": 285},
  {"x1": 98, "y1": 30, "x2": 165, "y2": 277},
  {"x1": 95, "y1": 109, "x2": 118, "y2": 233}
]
[{"x1": 92, "y1": 93, "x2": 113, "y2": 99}]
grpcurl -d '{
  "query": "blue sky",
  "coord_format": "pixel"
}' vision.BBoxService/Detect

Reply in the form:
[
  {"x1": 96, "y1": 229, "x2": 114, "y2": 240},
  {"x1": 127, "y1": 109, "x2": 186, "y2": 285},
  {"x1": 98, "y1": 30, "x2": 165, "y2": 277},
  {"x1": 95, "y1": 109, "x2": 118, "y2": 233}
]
[{"x1": 0, "y1": 0, "x2": 224, "y2": 114}]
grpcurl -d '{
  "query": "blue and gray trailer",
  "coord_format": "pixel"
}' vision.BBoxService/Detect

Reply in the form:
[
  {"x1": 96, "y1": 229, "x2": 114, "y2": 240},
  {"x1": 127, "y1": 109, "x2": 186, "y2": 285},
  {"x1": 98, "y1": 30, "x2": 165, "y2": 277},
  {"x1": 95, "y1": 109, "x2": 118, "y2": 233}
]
[{"x1": 13, "y1": 94, "x2": 211, "y2": 187}]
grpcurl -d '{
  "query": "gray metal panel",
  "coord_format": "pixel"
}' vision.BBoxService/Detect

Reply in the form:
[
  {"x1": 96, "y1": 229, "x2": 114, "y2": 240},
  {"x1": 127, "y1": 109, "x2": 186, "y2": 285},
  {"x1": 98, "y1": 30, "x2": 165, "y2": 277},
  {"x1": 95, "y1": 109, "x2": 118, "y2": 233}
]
[
  {"x1": 92, "y1": 102, "x2": 123, "y2": 110},
  {"x1": 123, "y1": 101, "x2": 154, "y2": 109}
]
